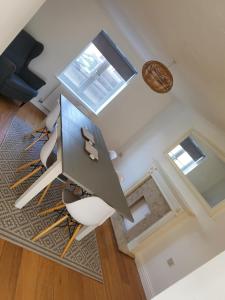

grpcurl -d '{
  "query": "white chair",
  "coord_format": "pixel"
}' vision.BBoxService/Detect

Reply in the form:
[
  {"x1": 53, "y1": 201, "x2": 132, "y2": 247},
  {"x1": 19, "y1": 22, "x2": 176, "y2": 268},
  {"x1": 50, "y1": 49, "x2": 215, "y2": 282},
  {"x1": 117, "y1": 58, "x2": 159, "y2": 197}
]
[
  {"x1": 32, "y1": 190, "x2": 115, "y2": 258},
  {"x1": 11, "y1": 126, "x2": 64, "y2": 205},
  {"x1": 25, "y1": 102, "x2": 60, "y2": 151}
]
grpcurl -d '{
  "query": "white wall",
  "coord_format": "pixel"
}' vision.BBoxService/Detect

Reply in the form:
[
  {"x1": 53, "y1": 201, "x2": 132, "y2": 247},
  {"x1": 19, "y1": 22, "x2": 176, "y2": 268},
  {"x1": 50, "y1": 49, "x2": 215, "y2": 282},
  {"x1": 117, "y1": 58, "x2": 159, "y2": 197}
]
[
  {"x1": 152, "y1": 250, "x2": 225, "y2": 300},
  {"x1": 203, "y1": 179, "x2": 225, "y2": 207},
  {"x1": 136, "y1": 212, "x2": 225, "y2": 298},
  {"x1": 25, "y1": 0, "x2": 172, "y2": 150},
  {"x1": 187, "y1": 148, "x2": 225, "y2": 195},
  {"x1": 0, "y1": 0, "x2": 45, "y2": 54},
  {"x1": 115, "y1": 100, "x2": 225, "y2": 219},
  {"x1": 186, "y1": 141, "x2": 225, "y2": 207},
  {"x1": 115, "y1": 100, "x2": 225, "y2": 296},
  {"x1": 100, "y1": 0, "x2": 225, "y2": 136}
]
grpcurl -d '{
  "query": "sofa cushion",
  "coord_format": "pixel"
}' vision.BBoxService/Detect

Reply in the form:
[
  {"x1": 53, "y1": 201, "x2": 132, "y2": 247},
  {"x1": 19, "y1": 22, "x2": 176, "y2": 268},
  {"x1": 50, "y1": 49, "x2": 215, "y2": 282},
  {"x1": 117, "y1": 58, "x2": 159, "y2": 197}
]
[
  {"x1": 1, "y1": 74, "x2": 37, "y2": 101},
  {"x1": 3, "y1": 31, "x2": 37, "y2": 73}
]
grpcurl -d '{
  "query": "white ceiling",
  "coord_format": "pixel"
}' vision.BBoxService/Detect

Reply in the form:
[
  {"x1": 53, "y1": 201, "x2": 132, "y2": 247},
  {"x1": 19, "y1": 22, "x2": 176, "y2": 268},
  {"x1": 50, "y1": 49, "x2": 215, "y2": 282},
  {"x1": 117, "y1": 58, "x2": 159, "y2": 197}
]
[
  {"x1": 27, "y1": 0, "x2": 225, "y2": 151},
  {"x1": 94, "y1": 76, "x2": 173, "y2": 150},
  {"x1": 99, "y1": 0, "x2": 225, "y2": 149}
]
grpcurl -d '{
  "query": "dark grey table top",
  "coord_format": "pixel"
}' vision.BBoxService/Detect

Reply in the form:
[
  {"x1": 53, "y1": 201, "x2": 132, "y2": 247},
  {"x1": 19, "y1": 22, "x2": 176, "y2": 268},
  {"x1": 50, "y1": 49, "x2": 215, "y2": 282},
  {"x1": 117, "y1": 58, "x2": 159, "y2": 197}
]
[{"x1": 59, "y1": 95, "x2": 133, "y2": 221}]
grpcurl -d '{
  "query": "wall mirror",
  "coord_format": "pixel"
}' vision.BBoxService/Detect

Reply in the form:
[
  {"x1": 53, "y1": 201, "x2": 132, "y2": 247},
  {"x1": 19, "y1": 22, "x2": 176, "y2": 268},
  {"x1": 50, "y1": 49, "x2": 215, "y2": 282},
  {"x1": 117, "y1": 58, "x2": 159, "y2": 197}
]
[{"x1": 168, "y1": 132, "x2": 225, "y2": 209}]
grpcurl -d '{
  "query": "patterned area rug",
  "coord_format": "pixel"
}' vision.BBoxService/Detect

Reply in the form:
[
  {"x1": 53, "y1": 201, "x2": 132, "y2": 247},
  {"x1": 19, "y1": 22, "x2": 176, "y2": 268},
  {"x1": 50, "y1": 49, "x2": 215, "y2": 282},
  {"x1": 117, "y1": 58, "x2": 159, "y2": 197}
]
[{"x1": 0, "y1": 117, "x2": 103, "y2": 282}]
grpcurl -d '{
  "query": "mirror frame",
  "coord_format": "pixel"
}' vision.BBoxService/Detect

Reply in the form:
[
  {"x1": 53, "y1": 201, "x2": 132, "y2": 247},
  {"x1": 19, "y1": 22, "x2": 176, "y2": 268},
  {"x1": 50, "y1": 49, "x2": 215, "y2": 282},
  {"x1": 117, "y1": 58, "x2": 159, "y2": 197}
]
[{"x1": 166, "y1": 129, "x2": 225, "y2": 216}]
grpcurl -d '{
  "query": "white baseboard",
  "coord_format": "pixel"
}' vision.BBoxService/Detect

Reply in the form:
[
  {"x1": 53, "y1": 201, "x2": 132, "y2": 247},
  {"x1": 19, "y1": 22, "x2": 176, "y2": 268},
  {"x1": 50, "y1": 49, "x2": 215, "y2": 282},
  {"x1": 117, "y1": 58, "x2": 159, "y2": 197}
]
[
  {"x1": 135, "y1": 255, "x2": 155, "y2": 299},
  {"x1": 31, "y1": 99, "x2": 48, "y2": 115}
]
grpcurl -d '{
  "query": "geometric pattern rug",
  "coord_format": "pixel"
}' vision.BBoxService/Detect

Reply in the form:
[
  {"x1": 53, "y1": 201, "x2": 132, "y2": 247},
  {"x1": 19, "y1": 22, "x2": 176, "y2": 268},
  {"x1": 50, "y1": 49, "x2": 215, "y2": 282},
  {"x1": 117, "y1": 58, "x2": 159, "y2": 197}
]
[{"x1": 0, "y1": 116, "x2": 103, "y2": 282}]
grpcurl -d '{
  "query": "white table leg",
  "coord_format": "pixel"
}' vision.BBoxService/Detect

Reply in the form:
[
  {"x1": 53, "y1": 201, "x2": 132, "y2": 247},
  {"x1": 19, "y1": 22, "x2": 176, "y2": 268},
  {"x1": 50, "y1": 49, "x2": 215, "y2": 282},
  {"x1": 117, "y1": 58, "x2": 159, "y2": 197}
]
[
  {"x1": 75, "y1": 225, "x2": 97, "y2": 241},
  {"x1": 15, "y1": 160, "x2": 62, "y2": 209}
]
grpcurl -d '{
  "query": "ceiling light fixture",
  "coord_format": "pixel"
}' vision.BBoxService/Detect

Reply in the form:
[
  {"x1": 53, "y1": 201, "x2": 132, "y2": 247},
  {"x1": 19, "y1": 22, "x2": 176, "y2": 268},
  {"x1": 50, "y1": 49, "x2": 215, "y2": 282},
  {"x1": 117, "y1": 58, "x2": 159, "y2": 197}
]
[{"x1": 142, "y1": 60, "x2": 173, "y2": 93}]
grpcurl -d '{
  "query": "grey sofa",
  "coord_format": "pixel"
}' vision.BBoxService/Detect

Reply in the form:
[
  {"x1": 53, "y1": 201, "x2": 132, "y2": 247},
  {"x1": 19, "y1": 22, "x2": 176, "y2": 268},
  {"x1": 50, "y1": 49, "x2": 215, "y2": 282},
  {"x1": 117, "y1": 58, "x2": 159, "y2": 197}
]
[{"x1": 0, "y1": 30, "x2": 46, "y2": 104}]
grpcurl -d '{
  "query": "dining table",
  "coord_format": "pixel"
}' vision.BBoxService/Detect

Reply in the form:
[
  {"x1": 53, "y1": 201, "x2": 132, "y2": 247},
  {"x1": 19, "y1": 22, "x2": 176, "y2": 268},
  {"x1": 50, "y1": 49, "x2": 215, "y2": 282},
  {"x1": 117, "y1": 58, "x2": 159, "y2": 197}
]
[{"x1": 15, "y1": 95, "x2": 133, "y2": 238}]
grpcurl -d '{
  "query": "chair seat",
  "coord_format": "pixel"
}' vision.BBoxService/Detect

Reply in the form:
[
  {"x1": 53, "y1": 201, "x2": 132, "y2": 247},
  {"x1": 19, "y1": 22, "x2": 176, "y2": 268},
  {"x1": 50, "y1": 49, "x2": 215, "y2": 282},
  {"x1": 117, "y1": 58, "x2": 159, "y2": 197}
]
[
  {"x1": 63, "y1": 191, "x2": 115, "y2": 226},
  {"x1": 1, "y1": 74, "x2": 37, "y2": 100}
]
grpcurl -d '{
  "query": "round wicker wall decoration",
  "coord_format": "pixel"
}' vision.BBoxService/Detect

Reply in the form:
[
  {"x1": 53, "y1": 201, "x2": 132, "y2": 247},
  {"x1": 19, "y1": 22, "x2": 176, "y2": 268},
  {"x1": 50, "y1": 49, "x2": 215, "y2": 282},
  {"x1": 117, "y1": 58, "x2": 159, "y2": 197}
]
[{"x1": 142, "y1": 60, "x2": 173, "y2": 93}]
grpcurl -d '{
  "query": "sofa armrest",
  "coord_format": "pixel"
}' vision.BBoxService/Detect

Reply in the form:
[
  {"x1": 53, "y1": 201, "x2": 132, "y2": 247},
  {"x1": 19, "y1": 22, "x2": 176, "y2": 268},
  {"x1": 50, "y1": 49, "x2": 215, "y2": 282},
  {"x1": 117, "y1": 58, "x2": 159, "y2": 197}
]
[
  {"x1": 20, "y1": 68, "x2": 46, "y2": 90},
  {"x1": 0, "y1": 56, "x2": 16, "y2": 85}
]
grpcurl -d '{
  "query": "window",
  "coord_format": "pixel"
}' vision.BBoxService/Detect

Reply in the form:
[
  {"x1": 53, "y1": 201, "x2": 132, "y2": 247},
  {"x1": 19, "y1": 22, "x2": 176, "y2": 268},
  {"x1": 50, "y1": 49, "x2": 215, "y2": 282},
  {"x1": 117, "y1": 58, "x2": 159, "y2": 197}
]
[
  {"x1": 169, "y1": 137, "x2": 205, "y2": 175},
  {"x1": 58, "y1": 31, "x2": 137, "y2": 115}
]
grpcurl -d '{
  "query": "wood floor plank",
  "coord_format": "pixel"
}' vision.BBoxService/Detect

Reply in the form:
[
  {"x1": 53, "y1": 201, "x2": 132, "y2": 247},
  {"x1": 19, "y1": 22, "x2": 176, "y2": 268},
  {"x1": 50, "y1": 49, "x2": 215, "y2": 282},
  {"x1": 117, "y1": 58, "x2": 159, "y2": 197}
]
[
  {"x1": 14, "y1": 249, "x2": 41, "y2": 300},
  {"x1": 0, "y1": 97, "x2": 18, "y2": 144},
  {"x1": 16, "y1": 101, "x2": 46, "y2": 128},
  {"x1": 0, "y1": 97, "x2": 146, "y2": 300},
  {"x1": 0, "y1": 239, "x2": 5, "y2": 257},
  {"x1": 53, "y1": 264, "x2": 85, "y2": 300},
  {"x1": 0, "y1": 242, "x2": 23, "y2": 300}
]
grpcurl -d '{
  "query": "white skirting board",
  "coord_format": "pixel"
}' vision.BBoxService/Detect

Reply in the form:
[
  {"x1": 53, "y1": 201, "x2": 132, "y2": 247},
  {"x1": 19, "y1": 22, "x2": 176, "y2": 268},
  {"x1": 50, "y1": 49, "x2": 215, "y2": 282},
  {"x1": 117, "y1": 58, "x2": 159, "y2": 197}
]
[
  {"x1": 135, "y1": 255, "x2": 155, "y2": 299},
  {"x1": 32, "y1": 84, "x2": 93, "y2": 118},
  {"x1": 31, "y1": 97, "x2": 48, "y2": 114}
]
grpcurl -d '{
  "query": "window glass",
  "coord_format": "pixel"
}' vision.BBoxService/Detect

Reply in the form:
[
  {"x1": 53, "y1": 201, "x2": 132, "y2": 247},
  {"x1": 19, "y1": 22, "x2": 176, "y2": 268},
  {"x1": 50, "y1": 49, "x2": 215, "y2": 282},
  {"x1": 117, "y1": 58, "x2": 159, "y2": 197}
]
[
  {"x1": 169, "y1": 137, "x2": 205, "y2": 175},
  {"x1": 58, "y1": 31, "x2": 137, "y2": 115}
]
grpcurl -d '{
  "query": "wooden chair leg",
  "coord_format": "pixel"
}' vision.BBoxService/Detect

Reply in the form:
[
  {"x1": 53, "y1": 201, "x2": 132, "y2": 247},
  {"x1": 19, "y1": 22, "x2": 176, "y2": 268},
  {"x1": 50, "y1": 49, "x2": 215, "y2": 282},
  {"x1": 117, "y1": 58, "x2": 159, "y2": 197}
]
[
  {"x1": 16, "y1": 159, "x2": 41, "y2": 172},
  {"x1": 38, "y1": 202, "x2": 65, "y2": 216},
  {"x1": 63, "y1": 220, "x2": 76, "y2": 234},
  {"x1": 51, "y1": 182, "x2": 67, "y2": 190},
  {"x1": 24, "y1": 127, "x2": 45, "y2": 139},
  {"x1": 35, "y1": 127, "x2": 47, "y2": 134},
  {"x1": 10, "y1": 166, "x2": 43, "y2": 189},
  {"x1": 24, "y1": 131, "x2": 48, "y2": 151},
  {"x1": 37, "y1": 183, "x2": 52, "y2": 205},
  {"x1": 32, "y1": 215, "x2": 69, "y2": 242},
  {"x1": 60, "y1": 224, "x2": 82, "y2": 258}
]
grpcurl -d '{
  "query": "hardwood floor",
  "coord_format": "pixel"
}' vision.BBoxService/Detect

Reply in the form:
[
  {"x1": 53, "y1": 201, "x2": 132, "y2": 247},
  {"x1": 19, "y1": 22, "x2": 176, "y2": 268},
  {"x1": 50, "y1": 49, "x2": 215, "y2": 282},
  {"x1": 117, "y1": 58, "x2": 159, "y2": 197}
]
[{"x1": 0, "y1": 97, "x2": 146, "y2": 300}]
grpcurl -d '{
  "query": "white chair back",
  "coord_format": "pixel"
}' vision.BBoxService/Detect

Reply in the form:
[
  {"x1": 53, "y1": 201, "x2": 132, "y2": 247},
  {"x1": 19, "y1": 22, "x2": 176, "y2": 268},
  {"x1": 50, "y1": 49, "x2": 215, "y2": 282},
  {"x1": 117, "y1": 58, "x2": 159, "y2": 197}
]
[
  {"x1": 45, "y1": 101, "x2": 60, "y2": 132},
  {"x1": 40, "y1": 126, "x2": 58, "y2": 168},
  {"x1": 65, "y1": 196, "x2": 115, "y2": 227}
]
